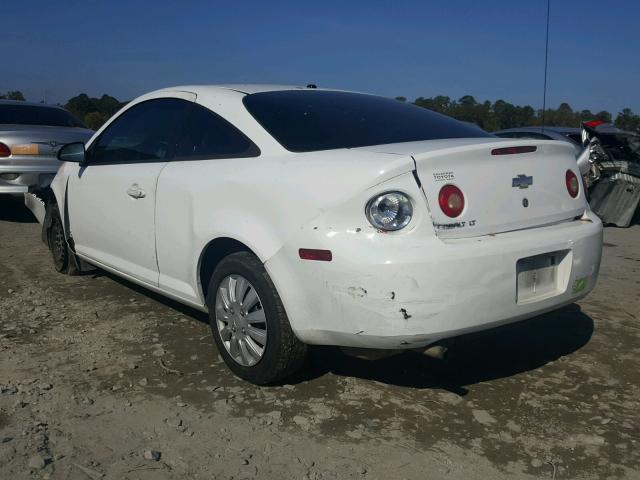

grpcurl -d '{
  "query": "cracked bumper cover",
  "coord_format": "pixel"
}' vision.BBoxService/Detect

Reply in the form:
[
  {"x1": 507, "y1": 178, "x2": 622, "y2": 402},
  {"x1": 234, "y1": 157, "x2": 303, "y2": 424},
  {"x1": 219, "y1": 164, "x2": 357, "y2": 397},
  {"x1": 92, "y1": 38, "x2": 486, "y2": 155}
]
[{"x1": 265, "y1": 212, "x2": 603, "y2": 349}]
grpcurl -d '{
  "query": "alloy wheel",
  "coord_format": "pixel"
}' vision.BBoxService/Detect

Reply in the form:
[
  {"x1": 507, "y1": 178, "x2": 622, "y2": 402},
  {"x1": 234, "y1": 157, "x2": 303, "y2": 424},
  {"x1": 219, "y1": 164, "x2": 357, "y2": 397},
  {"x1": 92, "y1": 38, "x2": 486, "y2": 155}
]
[{"x1": 215, "y1": 274, "x2": 268, "y2": 367}]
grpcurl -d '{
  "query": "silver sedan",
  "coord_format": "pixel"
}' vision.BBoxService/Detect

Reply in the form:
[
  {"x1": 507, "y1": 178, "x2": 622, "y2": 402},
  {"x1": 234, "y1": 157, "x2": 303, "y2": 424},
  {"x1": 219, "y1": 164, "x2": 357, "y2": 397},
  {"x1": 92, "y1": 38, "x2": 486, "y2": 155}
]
[{"x1": 0, "y1": 100, "x2": 93, "y2": 195}]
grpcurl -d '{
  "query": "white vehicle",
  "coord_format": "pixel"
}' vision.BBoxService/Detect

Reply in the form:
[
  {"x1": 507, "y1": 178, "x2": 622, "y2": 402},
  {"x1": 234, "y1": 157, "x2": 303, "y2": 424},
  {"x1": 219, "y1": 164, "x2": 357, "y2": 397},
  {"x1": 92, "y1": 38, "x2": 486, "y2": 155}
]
[{"x1": 46, "y1": 85, "x2": 603, "y2": 384}]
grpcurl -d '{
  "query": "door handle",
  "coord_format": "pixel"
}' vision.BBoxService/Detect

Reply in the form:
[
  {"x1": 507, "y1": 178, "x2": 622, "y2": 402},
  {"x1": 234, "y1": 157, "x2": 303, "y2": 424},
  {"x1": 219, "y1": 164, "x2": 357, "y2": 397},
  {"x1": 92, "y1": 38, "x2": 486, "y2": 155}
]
[{"x1": 126, "y1": 184, "x2": 146, "y2": 199}]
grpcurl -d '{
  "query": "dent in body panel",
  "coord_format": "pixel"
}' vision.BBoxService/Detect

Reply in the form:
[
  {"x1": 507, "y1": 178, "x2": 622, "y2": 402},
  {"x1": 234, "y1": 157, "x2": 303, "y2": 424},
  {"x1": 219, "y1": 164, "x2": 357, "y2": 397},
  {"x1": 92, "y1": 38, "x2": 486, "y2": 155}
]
[{"x1": 321, "y1": 272, "x2": 448, "y2": 334}]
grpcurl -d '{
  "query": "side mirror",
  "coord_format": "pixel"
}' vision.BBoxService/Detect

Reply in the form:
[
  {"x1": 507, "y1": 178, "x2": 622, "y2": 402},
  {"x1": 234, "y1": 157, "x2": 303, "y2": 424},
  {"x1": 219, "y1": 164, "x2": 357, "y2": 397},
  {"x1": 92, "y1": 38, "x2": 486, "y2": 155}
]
[{"x1": 57, "y1": 142, "x2": 86, "y2": 164}]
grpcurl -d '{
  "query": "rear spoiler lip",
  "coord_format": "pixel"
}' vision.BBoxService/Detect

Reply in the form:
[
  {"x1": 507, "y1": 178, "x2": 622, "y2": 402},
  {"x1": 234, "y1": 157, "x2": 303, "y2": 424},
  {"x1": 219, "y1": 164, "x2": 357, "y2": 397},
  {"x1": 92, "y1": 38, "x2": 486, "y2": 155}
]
[{"x1": 356, "y1": 139, "x2": 576, "y2": 162}]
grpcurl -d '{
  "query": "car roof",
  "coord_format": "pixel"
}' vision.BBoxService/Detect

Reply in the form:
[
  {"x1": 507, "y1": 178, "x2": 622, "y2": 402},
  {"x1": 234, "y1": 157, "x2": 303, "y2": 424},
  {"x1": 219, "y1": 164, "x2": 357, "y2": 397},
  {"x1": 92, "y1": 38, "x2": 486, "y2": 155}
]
[
  {"x1": 493, "y1": 126, "x2": 581, "y2": 135},
  {"x1": 152, "y1": 84, "x2": 353, "y2": 96},
  {"x1": 216, "y1": 84, "x2": 328, "y2": 94},
  {"x1": 0, "y1": 99, "x2": 67, "y2": 109}
]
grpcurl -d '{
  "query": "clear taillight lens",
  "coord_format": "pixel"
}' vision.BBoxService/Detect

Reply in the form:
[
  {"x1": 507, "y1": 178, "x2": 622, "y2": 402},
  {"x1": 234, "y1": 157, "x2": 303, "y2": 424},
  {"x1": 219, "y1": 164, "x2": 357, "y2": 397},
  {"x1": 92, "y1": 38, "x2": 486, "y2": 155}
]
[{"x1": 366, "y1": 191, "x2": 413, "y2": 231}]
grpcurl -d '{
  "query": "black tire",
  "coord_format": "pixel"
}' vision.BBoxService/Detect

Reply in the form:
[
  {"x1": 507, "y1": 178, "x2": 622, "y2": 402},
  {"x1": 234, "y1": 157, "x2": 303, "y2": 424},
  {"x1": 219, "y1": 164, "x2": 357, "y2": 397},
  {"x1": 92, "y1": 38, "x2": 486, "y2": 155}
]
[
  {"x1": 206, "y1": 252, "x2": 307, "y2": 385},
  {"x1": 48, "y1": 204, "x2": 79, "y2": 275}
]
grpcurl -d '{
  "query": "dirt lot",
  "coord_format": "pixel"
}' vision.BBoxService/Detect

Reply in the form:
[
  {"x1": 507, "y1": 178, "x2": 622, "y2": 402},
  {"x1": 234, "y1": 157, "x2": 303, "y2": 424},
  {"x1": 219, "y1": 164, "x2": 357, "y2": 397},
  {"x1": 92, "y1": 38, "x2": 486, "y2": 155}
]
[{"x1": 1, "y1": 196, "x2": 639, "y2": 480}]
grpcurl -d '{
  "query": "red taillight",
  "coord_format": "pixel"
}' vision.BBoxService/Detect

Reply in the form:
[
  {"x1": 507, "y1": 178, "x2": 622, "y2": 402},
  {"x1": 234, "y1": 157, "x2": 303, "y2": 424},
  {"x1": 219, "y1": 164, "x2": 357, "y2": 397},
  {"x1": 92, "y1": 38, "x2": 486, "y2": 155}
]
[
  {"x1": 584, "y1": 120, "x2": 604, "y2": 129},
  {"x1": 0, "y1": 142, "x2": 11, "y2": 158},
  {"x1": 491, "y1": 145, "x2": 537, "y2": 155},
  {"x1": 566, "y1": 170, "x2": 579, "y2": 198},
  {"x1": 438, "y1": 184, "x2": 465, "y2": 218},
  {"x1": 299, "y1": 248, "x2": 332, "y2": 262}
]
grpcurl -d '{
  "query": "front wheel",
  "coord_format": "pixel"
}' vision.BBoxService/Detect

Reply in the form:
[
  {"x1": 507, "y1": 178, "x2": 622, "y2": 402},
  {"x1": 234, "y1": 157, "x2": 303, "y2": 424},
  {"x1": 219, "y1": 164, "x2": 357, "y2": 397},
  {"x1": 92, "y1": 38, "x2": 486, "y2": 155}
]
[{"x1": 206, "y1": 252, "x2": 307, "y2": 385}]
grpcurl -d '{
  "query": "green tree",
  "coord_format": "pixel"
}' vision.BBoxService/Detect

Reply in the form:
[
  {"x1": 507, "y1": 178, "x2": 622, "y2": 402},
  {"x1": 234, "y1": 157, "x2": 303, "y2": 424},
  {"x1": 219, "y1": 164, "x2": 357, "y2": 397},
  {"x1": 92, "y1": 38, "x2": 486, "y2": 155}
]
[
  {"x1": 414, "y1": 95, "x2": 451, "y2": 115},
  {"x1": 65, "y1": 93, "x2": 95, "y2": 120},
  {"x1": 0, "y1": 90, "x2": 26, "y2": 101},
  {"x1": 65, "y1": 93, "x2": 125, "y2": 130},
  {"x1": 96, "y1": 94, "x2": 122, "y2": 116},
  {"x1": 577, "y1": 109, "x2": 595, "y2": 122},
  {"x1": 614, "y1": 108, "x2": 640, "y2": 133},
  {"x1": 83, "y1": 112, "x2": 110, "y2": 130},
  {"x1": 493, "y1": 99, "x2": 519, "y2": 130},
  {"x1": 594, "y1": 111, "x2": 612, "y2": 123},
  {"x1": 553, "y1": 102, "x2": 576, "y2": 126},
  {"x1": 518, "y1": 105, "x2": 536, "y2": 127}
]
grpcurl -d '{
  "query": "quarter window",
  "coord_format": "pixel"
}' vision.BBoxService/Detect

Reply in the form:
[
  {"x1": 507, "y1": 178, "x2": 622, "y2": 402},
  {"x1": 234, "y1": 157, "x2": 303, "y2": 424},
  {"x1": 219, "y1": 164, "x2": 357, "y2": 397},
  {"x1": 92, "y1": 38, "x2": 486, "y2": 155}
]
[
  {"x1": 90, "y1": 98, "x2": 189, "y2": 164},
  {"x1": 175, "y1": 103, "x2": 259, "y2": 160}
]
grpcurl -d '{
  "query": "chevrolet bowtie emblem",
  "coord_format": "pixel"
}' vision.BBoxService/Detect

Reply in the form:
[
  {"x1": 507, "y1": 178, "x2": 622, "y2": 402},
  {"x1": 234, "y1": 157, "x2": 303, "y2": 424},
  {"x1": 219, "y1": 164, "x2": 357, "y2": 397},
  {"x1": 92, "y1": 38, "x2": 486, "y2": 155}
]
[{"x1": 512, "y1": 174, "x2": 533, "y2": 189}]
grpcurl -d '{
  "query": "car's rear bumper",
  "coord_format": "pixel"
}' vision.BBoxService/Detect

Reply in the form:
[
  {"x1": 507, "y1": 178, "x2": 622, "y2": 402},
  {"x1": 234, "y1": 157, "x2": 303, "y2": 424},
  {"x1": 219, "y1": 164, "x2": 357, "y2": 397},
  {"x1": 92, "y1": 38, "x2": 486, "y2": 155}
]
[
  {"x1": 265, "y1": 211, "x2": 603, "y2": 349},
  {"x1": 0, "y1": 160, "x2": 59, "y2": 193}
]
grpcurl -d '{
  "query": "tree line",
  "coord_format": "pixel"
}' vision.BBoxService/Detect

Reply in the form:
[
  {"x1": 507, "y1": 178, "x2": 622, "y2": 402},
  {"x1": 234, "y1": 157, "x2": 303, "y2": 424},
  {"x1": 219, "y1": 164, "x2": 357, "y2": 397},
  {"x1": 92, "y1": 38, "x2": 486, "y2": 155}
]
[
  {"x1": 396, "y1": 95, "x2": 640, "y2": 133},
  {"x1": 64, "y1": 93, "x2": 127, "y2": 130},
  {"x1": 3, "y1": 90, "x2": 640, "y2": 133},
  {"x1": 1, "y1": 91, "x2": 126, "y2": 130},
  {"x1": 0, "y1": 91, "x2": 26, "y2": 101}
]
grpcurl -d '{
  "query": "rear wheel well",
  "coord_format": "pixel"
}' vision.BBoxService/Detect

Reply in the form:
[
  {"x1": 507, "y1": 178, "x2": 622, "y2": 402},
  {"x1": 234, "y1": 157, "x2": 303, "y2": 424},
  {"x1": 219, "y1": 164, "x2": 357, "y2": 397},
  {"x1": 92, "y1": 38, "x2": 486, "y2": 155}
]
[{"x1": 199, "y1": 238, "x2": 253, "y2": 300}]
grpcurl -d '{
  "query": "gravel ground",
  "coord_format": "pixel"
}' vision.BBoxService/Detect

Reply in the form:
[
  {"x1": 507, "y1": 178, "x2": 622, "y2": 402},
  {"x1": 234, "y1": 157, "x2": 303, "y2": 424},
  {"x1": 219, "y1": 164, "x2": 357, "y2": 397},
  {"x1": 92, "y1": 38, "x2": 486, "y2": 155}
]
[{"x1": 1, "y1": 196, "x2": 639, "y2": 480}]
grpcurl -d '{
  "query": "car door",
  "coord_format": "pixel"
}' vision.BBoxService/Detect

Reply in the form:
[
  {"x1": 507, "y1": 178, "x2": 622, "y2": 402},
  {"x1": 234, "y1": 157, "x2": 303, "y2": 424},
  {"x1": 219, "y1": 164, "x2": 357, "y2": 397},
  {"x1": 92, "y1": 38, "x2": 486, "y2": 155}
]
[
  {"x1": 155, "y1": 101, "x2": 261, "y2": 303},
  {"x1": 67, "y1": 94, "x2": 195, "y2": 285}
]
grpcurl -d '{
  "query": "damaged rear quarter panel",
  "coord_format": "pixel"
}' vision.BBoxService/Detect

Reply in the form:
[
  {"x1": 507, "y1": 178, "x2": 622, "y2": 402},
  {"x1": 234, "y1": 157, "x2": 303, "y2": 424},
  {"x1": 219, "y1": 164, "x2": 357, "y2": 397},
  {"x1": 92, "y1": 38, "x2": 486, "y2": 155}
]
[
  {"x1": 265, "y1": 177, "x2": 602, "y2": 348},
  {"x1": 154, "y1": 148, "x2": 415, "y2": 306},
  {"x1": 263, "y1": 171, "x2": 453, "y2": 345}
]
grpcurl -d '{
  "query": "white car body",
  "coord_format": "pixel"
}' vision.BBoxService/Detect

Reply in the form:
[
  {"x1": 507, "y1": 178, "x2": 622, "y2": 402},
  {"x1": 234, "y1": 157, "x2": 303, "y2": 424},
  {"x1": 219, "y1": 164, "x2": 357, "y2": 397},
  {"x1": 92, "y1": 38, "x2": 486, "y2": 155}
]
[{"x1": 49, "y1": 85, "x2": 603, "y2": 351}]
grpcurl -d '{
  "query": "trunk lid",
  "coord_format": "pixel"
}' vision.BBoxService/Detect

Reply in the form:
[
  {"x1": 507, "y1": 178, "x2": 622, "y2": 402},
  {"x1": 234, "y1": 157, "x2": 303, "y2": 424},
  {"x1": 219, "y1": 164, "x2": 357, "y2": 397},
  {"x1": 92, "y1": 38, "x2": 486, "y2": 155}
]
[
  {"x1": 0, "y1": 125, "x2": 94, "y2": 158},
  {"x1": 360, "y1": 139, "x2": 587, "y2": 239}
]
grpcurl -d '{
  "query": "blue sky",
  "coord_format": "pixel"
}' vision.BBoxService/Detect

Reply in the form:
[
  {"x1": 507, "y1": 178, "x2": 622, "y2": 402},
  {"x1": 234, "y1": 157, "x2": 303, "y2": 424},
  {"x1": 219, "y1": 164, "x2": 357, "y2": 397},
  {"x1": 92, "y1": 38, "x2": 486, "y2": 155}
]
[{"x1": 3, "y1": 0, "x2": 639, "y2": 114}]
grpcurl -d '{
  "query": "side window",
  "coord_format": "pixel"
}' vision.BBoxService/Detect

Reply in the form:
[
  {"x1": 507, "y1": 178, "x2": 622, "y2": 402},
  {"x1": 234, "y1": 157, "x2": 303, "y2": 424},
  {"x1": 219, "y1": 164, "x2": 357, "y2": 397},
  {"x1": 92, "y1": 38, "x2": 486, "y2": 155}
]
[
  {"x1": 175, "y1": 103, "x2": 260, "y2": 160},
  {"x1": 89, "y1": 99, "x2": 189, "y2": 164}
]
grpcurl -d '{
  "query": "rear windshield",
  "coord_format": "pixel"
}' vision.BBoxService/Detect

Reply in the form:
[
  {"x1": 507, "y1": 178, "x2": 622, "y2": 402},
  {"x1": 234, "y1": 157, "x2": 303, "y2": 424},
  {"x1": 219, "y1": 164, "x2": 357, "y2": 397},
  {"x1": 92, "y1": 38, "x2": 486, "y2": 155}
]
[
  {"x1": 243, "y1": 90, "x2": 491, "y2": 152},
  {"x1": 0, "y1": 104, "x2": 85, "y2": 128}
]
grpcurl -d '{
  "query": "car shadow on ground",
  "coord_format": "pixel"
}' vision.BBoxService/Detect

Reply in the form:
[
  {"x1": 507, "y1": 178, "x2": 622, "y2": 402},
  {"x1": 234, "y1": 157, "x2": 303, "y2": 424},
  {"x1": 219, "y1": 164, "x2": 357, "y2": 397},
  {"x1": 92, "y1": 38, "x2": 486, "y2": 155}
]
[
  {"x1": 100, "y1": 270, "x2": 593, "y2": 394},
  {"x1": 0, "y1": 196, "x2": 37, "y2": 223},
  {"x1": 300, "y1": 304, "x2": 593, "y2": 395}
]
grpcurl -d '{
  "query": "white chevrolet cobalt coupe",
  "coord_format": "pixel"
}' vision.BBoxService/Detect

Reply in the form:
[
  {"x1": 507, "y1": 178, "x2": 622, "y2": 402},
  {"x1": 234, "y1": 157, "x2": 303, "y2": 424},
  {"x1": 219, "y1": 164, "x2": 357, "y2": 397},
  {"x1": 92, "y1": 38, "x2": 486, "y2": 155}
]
[{"x1": 47, "y1": 85, "x2": 603, "y2": 384}]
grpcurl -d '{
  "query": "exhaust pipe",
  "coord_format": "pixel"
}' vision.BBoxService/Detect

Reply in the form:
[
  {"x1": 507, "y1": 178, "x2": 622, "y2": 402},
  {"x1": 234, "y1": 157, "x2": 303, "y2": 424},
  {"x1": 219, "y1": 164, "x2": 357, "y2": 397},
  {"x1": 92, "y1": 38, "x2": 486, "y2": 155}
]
[
  {"x1": 421, "y1": 345, "x2": 448, "y2": 360},
  {"x1": 340, "y1": 347, "x2": 403, "y2": 361},
  {"x1": 341, "y1": 345, "x2": 449, "y2": 361}
]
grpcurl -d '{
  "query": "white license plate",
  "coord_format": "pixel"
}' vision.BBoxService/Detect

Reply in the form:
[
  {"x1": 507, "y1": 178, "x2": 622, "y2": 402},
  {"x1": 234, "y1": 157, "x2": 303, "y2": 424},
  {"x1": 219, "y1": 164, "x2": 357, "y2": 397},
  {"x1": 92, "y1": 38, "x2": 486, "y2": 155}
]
[{"x1": 516, "y1": 251, "x2": 567, "y2": 303}]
